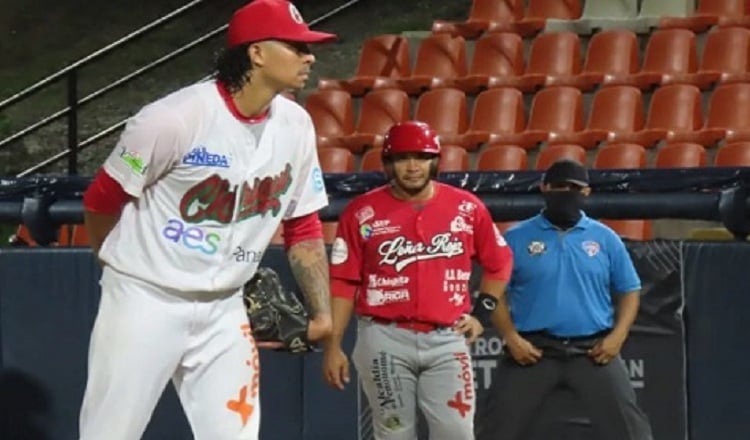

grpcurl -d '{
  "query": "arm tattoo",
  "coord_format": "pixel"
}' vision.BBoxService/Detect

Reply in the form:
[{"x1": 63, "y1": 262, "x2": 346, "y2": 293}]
[{"x1": 287, "y1": 238, "x2": 331, "y2": 317}]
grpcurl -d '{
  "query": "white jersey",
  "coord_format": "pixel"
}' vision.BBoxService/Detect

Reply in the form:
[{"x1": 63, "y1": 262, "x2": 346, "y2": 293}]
[{"x1": 98, "y1": 80, "x2": 328, "y2": 292}]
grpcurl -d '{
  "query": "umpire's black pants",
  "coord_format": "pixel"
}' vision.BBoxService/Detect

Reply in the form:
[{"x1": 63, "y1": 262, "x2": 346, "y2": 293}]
[{"x1": 475, "y1": 333, "x2": 653, "y2": 440}]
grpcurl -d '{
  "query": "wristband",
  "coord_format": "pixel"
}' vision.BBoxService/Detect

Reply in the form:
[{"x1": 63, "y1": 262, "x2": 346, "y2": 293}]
[{"x1": 471, "y1": 292, "x2": 498, "y2": 327}]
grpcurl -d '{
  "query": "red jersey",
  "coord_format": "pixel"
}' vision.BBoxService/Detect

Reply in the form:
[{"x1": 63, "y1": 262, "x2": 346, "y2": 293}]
[{"x1": 330, "y1": 182, "x2": 513, "y2": 326}]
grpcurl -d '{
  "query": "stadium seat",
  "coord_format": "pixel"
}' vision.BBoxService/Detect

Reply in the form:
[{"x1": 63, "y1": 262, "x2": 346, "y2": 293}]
[
  {"x1": 666, "y1": 82, "x2": 750, "y2": 147},
  {"x1": 413, "y1": 88, "x2": 470, "y2": 147},
  {"x1": 659, "y1": 0, "x2": 749, "y2": 32},
  {"x1": 609, "y1": 29, "x2": 718, "y2": 90},
  {"x1": 489, "y1": 0, "x2": 583, "y2": 35},
  {"x1": 318, "y1": 147, "x2": 355, "y2": 173},
  {"x1": 304, "y1": 89, "x2": 354, "y2": 149},
  {"x1": 9, "y1": 224, "x2": 72, "y2": 246},
  {"x1": 317, "y1": 35, "x2": 411, "y2": 96},
  {"x1": 360, "y1": 147, "x2": 384, "y2": 172},
  {"x1": 654, "y1": 142, "x2": 708, "y2": 167},
  {"x1": 593, "y1": 143, "x2": 648, "y2": 169},
  {"x1": 535, "y1": 144, "x2": 587, "y2": 170},
  {"x1": 439, "y1": 145, "x2": 470, "y2": 172},
  {"x1": 452, "y1": 33, "x2": 542, "y2": 94},
  {"x1": 70, "y1": 225, "x2": 90, "y2": 246},
  {"x1": 697, "y1": 27, "x2": 750, "y2": 85},
  {"x1": 476, "y1": 144, "x2": 529, "y2": 171},
  {"x1": 583, "y1": 30, "x2": 641, "y2": 88},
  {"x1": 615, "y1": 84, "x2": 703, "y2": 148},
  {"x1": 490, "y1": 86, "x2": 583, "y2": 149},
  {"x1": 431, "y1": 0, "x2": 525, "y2": 39},
  {"x1": 376, "y1": 34, "x2": 467, "y2": 96},
  {"x1": 714, "y1": 142, "x2": 750, "y2": 166},
  {"x1": 522, "y1": 32, "x2": 599, "y2": 90},
  {"x1": 601, "y1": 219, "x2": 654, "y2": 241},
  {"x1": 553, "y1": 85, "x2": 645, "y2": 149},
  {"x1": 456, "y1": 87, "x2": 526, "y2": 150},
  {"x1": 339, "y1": 88, "x2": 410, "y2": 153}
]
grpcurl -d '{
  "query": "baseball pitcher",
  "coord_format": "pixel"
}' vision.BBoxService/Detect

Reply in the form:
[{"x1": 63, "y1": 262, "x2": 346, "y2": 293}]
[
  {"x1": 77, "y1": 1, "x2": 336, "y2": 439},
  {"x1": 322, "y1": 121, "x2": 514, "y2": 440}
]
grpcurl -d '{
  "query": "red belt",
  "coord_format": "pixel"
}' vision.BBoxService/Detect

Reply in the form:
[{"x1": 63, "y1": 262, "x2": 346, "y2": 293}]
[{"x1": 369, "y1": 317, "x2": 446, "y2": 333}]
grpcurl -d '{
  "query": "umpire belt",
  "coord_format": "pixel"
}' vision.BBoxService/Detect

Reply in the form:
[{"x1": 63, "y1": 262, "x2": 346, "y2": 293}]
[
  {"x1": 519, "y1": 330, "x2": 610, "y2": 358},
  {"x1": 365, "y1": 316, "x2": 448, "y2": 333}
]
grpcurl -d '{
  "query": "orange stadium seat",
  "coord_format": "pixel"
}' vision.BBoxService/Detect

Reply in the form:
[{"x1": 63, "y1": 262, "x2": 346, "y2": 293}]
[
  {"x1": 317, "y1": 35, "x2": 411, "y2": 96},
  {"x1": 659, "y1": 0, "x2": 750, "y2": 32},
  {"x1": 413, "y1": 88, "x2": 470, "y2": 147},
  {"x1": 439, "y1": 145, "x2": 470, "y2": 172},
  {"x1": 484, "y1": 86, "x2": 582, "y2": 150},
  {"x1": 683, "y1": 82, "x2": 750, "y2": 146},
  {"x1": 698, "y1": 27, "x2": 750, "y2": 85},
  {"x1": 583, "y1": 30, "x2": 641, "y2": 89},
  {"x1": 535, "y1": 144, "x2": 587, "y2": 170},
  {"x1": 505, "y1": 86, "x2": 585, "y2": 150},
  {"x1": 593, "y1": 143, "x2": 648, "y2": 169},
  {"x1": 431, "y1": 0, "x2": 525, "y2": 39},
  {"x1": 615, "y1": 84, "x2": 704, "y2": 148},
  {"x1": 304, "y1": 89, "x2": 354, "y2": 149},
  {"x1": 70, "y1": 225, "x2": 90, "y2": 246},
  {"x1": 318, "y1": 147, "x2": 355, "y2": 173},
  {"x1": 553, "y1": 85, "x2": 645, "y2": 149},
  {"x1": 654, "y1": 142, "x2": 708, "y2": 168},
  {"x1": 360, "y1": 147, "x2": 384, "y2": 172},
  {"x1": 476, "y1": 144, "x2": 529, "y2": 171},
  {"x1": 601, "y1": 219, "x2": 654, "y2": 241},
  {"x1": 608, "y1": 29, "x2": 718, "y2": 90},
  {"x1": 376, "y1": 34, "x2": 467, "y2": 96},
  {"x1": 714, "y1": 142, "x2": 750, "y2": 166},
  {"x1": 521, "y1": 32, "x2": 588, "y2": 89},
  {"x1": 452, "y1": 33, "x2": 540, "y2": 94},
  {"x1": 339, "y1": 88, "x2": 410, "y2": 153},
  {"x1": 456, "y1": 87, "x2": 526, "y2": 150}
]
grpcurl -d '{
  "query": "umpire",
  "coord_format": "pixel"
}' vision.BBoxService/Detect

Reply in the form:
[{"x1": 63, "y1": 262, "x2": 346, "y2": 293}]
[{"x1": 475, "y1": 159, "x2": 653, "y2": 440}]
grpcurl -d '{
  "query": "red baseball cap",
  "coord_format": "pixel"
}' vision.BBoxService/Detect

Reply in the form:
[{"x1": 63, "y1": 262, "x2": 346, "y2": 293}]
[{"x1": 227, "y1": 0, "x2": 337, "y2": 47}]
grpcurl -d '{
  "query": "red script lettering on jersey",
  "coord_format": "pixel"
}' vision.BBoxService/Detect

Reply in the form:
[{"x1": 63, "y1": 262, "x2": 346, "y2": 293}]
[{"x1": 180, "y1": 164, "x2": 292, "y2": 224}]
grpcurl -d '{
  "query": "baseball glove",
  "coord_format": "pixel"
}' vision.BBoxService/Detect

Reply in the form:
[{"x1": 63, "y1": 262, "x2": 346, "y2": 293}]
[{"x1": 243, "y1": 267, "x2": 313, "y2": 353}]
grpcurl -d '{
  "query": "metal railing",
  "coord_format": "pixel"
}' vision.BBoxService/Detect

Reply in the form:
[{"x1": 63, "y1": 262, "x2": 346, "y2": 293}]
[{"x1": 0, "y1": 0, "x2": 360, "y2": 177}]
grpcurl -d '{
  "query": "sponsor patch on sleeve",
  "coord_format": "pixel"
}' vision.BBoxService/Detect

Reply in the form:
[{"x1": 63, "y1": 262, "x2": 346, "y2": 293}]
[{"x1": 330, "y1": 237, "x2": 348, "y2": 265}]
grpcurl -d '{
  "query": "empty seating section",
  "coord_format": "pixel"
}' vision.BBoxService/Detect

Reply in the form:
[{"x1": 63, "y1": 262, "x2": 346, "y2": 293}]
[
  {"x1": 15, "y1": 0, "x2": 750, "y2": 247},
  {"x1": 317, "y1": 35, "x2": 411, "y2": 96},
  {"x1": 375, "y1": 34, "x2": 467, "y2": 96}
]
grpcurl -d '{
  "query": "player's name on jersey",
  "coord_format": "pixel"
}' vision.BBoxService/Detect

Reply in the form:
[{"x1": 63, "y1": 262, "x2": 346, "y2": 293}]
[{"x1": 182, "y1": 146, "x2": 230, "y2": 168}]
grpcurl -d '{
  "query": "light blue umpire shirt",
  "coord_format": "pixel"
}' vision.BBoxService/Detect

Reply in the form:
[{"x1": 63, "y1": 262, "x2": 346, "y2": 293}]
[{"x1": 503, "y1": 212, "x2": 642, "y2": 337}]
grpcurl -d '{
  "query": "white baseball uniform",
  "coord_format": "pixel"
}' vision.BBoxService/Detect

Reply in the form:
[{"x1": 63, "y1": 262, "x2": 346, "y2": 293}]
[{"x1": 78, "y1": 80, "x2": 328, "y2": 440}]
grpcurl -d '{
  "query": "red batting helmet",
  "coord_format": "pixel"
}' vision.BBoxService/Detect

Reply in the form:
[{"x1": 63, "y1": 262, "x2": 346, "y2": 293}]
[{"x1": 381, "y1": 121, "x2": 441, "y2": 158}]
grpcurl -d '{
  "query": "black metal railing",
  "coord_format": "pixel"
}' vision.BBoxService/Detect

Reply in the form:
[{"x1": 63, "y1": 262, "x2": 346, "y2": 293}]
[{"x1": 0, "y1": 0, "x2": 360, "y2": 177}]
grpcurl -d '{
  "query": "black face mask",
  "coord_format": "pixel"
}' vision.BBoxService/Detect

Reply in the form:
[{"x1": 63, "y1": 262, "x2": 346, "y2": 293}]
[{"x1": 542, "y1": 190, "x2": 585, "y2": 229}]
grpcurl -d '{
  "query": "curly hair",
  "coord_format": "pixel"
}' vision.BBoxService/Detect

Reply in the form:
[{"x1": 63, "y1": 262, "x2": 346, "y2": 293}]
[{"x1": 213, "y1": 43, "x2": 253, "y2": 94}]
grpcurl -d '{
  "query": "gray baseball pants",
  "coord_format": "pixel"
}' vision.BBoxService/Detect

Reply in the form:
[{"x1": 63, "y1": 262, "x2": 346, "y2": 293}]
[
  {"x1": 475, "y1": 334, "x2": 653, "y2": 440},
  {"x1": 352, "y1": 318, "x2": 476, "y2": 440}
]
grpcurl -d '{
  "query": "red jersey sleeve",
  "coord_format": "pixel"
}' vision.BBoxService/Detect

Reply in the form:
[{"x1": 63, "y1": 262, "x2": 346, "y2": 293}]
[
  {"x1": 329, "y1": 202, "x2": 365, "y2": 283},
  {"x1": 473, "y1": 200, "x2": 513, "y2": 281}
]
